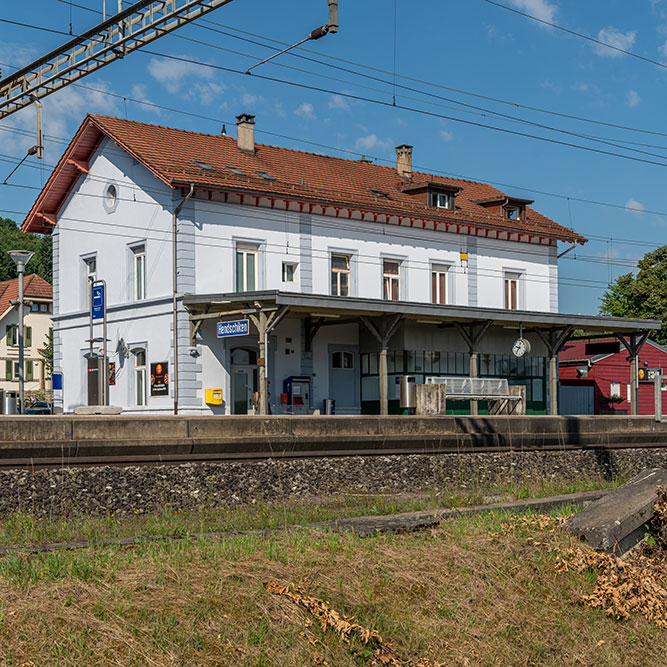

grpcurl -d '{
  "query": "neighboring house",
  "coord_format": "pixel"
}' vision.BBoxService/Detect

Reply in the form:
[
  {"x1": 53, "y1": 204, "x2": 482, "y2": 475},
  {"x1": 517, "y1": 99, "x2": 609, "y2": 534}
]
[
  {"x1": 22, "y1": 114, "x2": 657, "y2": 415},
  {"x1": 0, "y1": 275, "x2": 53, "y2": 396},
  {"x1": 560, "y1": 338, "x2": 667, "y2": 415}
]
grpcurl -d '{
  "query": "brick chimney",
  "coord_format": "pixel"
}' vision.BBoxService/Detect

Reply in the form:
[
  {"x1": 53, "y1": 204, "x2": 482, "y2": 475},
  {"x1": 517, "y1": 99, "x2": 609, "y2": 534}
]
[
  {"x1": 395, "y1": 144, "x2": 413, "y2": 180},
  {"x1": 236, "y1": 113, "x2": 256, "y2": 154}
]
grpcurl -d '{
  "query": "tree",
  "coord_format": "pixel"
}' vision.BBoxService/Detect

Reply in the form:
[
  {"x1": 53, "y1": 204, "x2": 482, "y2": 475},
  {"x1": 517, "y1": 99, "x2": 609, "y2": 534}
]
[
  {"x1": 0, "y1": 217, "x2": 52, "y2": 283},
  {"x1": 39, "y1": 328, "x2": 53, "y2": 378},
  {"x1": 599, "y1": 246, "x2": 667, "y2": 345}
]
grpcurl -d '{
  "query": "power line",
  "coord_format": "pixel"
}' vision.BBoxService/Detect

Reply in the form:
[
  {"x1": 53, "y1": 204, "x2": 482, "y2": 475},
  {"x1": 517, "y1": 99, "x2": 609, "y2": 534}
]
[
  {"x1": 482, "y1": 0, "x2": 667, "y2": 69},
  {"x1": 5, "y1": 18, "x2": 667, "y2": 169},
  {"x1": 0, "y1": 60, "x2": 663, "y2": 241}
]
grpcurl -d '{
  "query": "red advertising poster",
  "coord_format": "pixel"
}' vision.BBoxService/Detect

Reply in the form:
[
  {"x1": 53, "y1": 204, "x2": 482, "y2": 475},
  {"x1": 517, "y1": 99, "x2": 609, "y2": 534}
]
[
  {"x1": 150, "y1": 362, "x2": 169, "y2": 396},
  {"x1": 108, "y1": 362, "x2": 116, "y2": 386}
]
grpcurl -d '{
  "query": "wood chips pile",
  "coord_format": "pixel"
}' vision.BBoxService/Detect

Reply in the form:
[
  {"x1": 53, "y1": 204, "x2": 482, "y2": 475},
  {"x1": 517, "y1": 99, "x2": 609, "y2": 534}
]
[
  {"x1": 495, "y1": 490, "x2": 667, "y2": 629},
  {"x1": 266, "y1": 581, "x2": 443, "y2": 666}
]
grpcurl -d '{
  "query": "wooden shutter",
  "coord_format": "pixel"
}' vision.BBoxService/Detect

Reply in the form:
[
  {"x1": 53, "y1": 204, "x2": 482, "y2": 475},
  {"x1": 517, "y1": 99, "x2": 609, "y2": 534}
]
[
  {"x1": 25, "y1": 327, "x2": 32, "y2": 348},
  {"x1": 5, "y1": 325, "x2": 13, "y2": 346},
  {"x1": 26, "y1": 361, "x2": 33, "y2": 382},
  {"x1": 5, "y1": 360, "x2": 11, "y2": 381}
]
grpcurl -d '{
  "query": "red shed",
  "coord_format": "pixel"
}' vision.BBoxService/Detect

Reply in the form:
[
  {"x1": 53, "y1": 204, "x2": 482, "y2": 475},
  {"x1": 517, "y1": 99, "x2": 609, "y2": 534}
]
[{"x1": 559, "y1": 338, "x2": 667, "y2": 415}]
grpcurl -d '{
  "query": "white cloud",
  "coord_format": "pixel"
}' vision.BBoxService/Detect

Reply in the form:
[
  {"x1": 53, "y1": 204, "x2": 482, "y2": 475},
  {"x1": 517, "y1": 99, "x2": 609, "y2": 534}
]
[
  {"x1": 593, "y1": 27, "x2": 637, "y2": 57},
  {"x1": 659, "y1": 39, "x2": 667, "y2": 62},
  {"x1": 354, "y1": 134, "x2": 390, "y2": 152},
  {"x1": 241, "y1": 93, "x2": 259, "y2": 106},
  {"x1": 328, "y1": 94, "x2": 349, "y2": 111},
  {"x1": 571, "y1": 82, "x2": 589, "y2": 92},
  {"x1": 147, "y1": 56, "x2": 212, "y2": 93},
  {"x1": 440, "y1": 129, "x2": 453, "y2": 142},
  {"x1": 193, "y1": 82, "x2": 225, "y2": 106},
  {"x1": 506, "y1": 0, "x2": 558, "y2": 24},
  {"x1": 130, "y1": 84, "x2": 161, "y2": 115},
  {"x1": 2, "y1": 80, "x2": 120, "y2": 158},
  {"x1": 294, "y1": 102, "x2": 316, "y2": 120},
  {"x1": 625, "y1": 198, "x2": 645, "y2": 215},
  {"x1": 626, "y1": 90, "x2": 641, "y2": 108}
]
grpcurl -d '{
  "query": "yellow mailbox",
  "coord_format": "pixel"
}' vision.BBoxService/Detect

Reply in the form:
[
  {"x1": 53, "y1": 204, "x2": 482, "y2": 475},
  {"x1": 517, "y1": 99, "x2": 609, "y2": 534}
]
[{"x1": 205, "y1": 388, "x2": 223, "y2": 405}]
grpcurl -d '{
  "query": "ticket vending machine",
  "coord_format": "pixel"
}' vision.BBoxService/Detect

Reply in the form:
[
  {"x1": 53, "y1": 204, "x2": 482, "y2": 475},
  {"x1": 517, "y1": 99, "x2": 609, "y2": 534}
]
[{"x1": 281, "y1": 376, "x2": 311, "y2": 414}]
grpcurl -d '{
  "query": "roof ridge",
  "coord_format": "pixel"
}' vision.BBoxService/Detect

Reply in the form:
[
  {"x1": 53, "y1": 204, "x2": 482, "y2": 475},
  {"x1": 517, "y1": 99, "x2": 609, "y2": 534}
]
[{"x1": 89, "y1": 114, "x2": 499, "y2": 191}]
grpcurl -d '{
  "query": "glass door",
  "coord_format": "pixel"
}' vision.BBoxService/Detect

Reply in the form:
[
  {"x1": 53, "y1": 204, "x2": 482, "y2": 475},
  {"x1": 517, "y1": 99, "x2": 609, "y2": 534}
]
[{"x1": 232, "y1": 367, "x2": 257, "y2": 414}]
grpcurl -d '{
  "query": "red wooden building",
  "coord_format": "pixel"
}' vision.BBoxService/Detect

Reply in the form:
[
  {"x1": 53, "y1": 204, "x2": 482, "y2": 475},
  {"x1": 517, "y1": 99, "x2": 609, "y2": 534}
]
[{"x1": 559, "y1": 338, "x2": 667, "y2": 415}]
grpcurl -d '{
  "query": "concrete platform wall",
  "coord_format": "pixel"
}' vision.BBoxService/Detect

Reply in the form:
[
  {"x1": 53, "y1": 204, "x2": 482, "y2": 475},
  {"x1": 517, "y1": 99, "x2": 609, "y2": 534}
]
[{"x1": 0, "y1": 415, "x2": 666, "y2": 460}]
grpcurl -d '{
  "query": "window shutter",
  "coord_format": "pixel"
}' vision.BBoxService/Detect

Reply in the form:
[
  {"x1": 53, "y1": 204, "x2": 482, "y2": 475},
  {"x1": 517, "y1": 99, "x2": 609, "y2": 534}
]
[
  {"x1": 5, "y1": 325, "x2": 13, "y2": 346},
  {"x1": 5, "y1": 360, "x2": 11, "y2": 381},
  {"x1": 26, "y1": 361, "x2": 33, "y2": 382},
  {"x1": 25, "y1": 327, "x2": 32, "y2": 348}
]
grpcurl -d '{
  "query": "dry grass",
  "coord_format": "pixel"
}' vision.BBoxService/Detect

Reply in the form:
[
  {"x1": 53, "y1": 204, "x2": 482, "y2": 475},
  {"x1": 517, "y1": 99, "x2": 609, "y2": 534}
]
[
  {"x1": 0, "y1": 509, "x2": 664, "y2": 666},
  {"x1": 0, "y1": 475, "x2": 617, "y2": 549}
]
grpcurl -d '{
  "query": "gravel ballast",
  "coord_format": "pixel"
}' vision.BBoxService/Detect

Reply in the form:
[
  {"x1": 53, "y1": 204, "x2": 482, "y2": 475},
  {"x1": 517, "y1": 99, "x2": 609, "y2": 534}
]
[{"x1": 2, "y1": 447, "x2": 667, "y2": 518}]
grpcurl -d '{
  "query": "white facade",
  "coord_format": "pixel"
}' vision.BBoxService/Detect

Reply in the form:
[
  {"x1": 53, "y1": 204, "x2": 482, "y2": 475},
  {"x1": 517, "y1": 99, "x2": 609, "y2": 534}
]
[{"x1": 51, "y1": 136, "x2": 560, "y2": 414}]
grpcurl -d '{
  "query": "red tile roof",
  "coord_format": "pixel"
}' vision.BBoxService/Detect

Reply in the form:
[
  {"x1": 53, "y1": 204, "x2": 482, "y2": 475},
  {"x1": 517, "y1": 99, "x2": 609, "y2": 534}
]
[
  {"x1": 23, "y1": 114, "x2": 587, "y2": 244},
  {"x1": 0, "y1": 275, "x2": 52, "y2": 319}
]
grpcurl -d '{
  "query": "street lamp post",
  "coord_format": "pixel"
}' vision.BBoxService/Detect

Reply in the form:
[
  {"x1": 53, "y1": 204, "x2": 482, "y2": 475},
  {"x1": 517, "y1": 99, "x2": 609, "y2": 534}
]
[{"x1": 8, "y1": 250, "x2": 34, "y2": 414}]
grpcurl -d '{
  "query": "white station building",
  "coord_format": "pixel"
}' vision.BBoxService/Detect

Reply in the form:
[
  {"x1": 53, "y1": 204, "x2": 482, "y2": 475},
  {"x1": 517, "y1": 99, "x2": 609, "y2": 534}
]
[{"x1": 23, "y1": 114, "x2": 658, "y2": 415}]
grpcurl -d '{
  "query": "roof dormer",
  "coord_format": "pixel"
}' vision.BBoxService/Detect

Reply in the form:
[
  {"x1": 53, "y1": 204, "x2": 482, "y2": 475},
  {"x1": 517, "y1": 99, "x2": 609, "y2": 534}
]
[
  {"x1": 473, "y1": 196, "x2": 534, "y2": 222},
  {"x1": 399, "y1": 181, "x2": 462, "y2": 211}
]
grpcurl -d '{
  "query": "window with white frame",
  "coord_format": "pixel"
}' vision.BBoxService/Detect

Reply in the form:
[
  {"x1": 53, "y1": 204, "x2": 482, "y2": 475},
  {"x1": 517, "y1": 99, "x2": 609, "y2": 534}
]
[
  {"x1": 282, "y1": 262, "x2": 296, "y2": 282},
  {"x1": 133, "y1": 245, "x2": 146, "y2": 300},
  {"x1": 236, "y1": 244, "x2": 258, "y2": 292},
  {"x1": 430, "y1": 191, "x2": 455, "y2": 210},
  {"x1": 431, "y1": 264, "x2": 449, "y2": 305},
  {"x1": 134, "y1": 349, "x2": 146, "y2": 407},
  {"x1": 331, "y1": 254, "x2": 350, "y2": 297},
  {"x1": 504, "y1": 272, "x2": 520, "y2": 310},
  {"x1": 383, "y1": 259, "x2": 400, "y2": 301},
  {"x1": 609, "y1": 382, "x2": 621, "y2": 398}
]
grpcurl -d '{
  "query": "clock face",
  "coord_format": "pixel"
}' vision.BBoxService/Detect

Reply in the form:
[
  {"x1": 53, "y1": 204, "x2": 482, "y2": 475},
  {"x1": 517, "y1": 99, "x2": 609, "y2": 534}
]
[{"x1": 512, "y1": 337, "x2": 531, "y2": 358}]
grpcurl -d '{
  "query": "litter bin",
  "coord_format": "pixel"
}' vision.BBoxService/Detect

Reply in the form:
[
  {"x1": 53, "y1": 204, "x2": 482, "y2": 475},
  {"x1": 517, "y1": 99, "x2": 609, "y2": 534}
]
[
  {"x1": 323, "y1": 399, "x2": 336, "y2": 415},
  {"x1": 399, "y1": 375, "x2": 417, "y2": 411},
  {"x1": 3, "y1": 391, "x2": 17, "y2": 415}
]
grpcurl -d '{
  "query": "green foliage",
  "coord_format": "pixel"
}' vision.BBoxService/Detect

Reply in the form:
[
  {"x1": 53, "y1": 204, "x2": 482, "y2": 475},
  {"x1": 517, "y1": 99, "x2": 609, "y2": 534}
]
[
  {"x1": 39, "y1": 327, "x2": 54, "y2": 378},
  {"x1": 599, "y1": 246, "x2": 667, "y2": 344},
  {"x1": 0, "y1": 217, "x2": 52, "y2": 283}
]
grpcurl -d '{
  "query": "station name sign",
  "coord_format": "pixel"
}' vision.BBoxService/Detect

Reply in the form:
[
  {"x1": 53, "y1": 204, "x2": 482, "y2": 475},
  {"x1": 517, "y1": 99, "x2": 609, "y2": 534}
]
[{"x1": 217, "y1": 319, "x2": 250, "y2": 338}]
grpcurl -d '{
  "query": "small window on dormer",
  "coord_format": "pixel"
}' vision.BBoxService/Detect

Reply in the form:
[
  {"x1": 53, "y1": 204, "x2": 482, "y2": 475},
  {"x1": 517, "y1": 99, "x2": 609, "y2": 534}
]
[
  {"x1": 429, "y1": 191, "x2": 455, "y2": 210},
  {"x1": 506, "y1": 206, "x2": 521, "y2": 220}
]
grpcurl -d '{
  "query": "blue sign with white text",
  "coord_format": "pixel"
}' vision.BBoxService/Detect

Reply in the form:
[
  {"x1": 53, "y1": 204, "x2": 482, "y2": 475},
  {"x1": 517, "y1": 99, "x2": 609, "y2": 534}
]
[
  {"x1": 91, "y1": 283, "x2": 105, "y2": 320},
  {"x1": 217, "y1": 319, "x2": 250, "y2": 338}
]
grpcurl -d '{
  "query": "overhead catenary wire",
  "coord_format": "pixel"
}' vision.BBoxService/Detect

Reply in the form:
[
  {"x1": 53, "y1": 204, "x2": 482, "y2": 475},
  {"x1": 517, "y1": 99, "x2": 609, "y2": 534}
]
[
  {"x1": 4, "y1": 19, "x2": 667, "y2": 169},
  {"x1": 0, "y1": 151, "x2": 649, "y2": 275},
  {"x1": 481, "y1": 0, "x2": 667, "y2": 70},
  {"x1": 56, "y1": 0, "x2": 667, "y2": 141}
]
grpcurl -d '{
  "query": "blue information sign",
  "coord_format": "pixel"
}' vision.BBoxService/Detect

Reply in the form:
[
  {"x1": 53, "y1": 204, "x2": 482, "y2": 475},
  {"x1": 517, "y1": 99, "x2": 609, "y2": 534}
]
[
  {"x1": 52, "y1": 372, "x2": 63, "y2": 391},
  {"x1": 217, "y1": 319, "x2": 250, "y2": 338},
  {"x1": 91, "y1": 283, "x2": 105, "y2": 320}
]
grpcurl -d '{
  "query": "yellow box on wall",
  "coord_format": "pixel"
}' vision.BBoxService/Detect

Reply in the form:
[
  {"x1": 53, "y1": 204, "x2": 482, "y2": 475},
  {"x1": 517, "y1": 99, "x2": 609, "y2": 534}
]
[{"x1": 205, "y1": 388, "x2": 223, "y2": 405}]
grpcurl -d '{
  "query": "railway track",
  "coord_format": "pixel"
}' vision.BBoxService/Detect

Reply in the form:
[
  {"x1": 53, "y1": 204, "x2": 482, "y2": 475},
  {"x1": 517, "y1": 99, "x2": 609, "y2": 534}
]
[{"x1": 0, "y1": 439, "x2": 665, "y2": 470}]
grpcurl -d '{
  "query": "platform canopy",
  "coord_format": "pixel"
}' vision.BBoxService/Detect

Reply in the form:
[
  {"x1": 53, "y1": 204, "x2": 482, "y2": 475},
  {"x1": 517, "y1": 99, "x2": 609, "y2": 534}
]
[
  {"x1": 183, "y1": 290, "x2": 660, "y2": 334},
  {"x1": 184, "y1": 290, "x2": 661, "y2": 417}
]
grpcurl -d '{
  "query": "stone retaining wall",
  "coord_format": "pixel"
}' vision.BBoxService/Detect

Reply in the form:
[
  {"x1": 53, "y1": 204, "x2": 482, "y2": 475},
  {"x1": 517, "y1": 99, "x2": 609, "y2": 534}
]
[{"x1": 3, "y1": 447, "x2": 667, "y2": 518}]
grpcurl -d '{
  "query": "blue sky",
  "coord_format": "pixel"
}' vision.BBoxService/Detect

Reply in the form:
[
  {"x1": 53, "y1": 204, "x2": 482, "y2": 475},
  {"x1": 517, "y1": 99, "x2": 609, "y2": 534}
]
[{"x1": 2, "y1": 0, "x2": 667, "y2": 315}]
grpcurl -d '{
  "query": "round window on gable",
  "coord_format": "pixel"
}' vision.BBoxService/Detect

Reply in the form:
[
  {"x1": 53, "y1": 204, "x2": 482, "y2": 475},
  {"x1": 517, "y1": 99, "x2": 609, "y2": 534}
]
[{"x1": 103, "y1": 183, "x2": 119, "y2": 213}]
